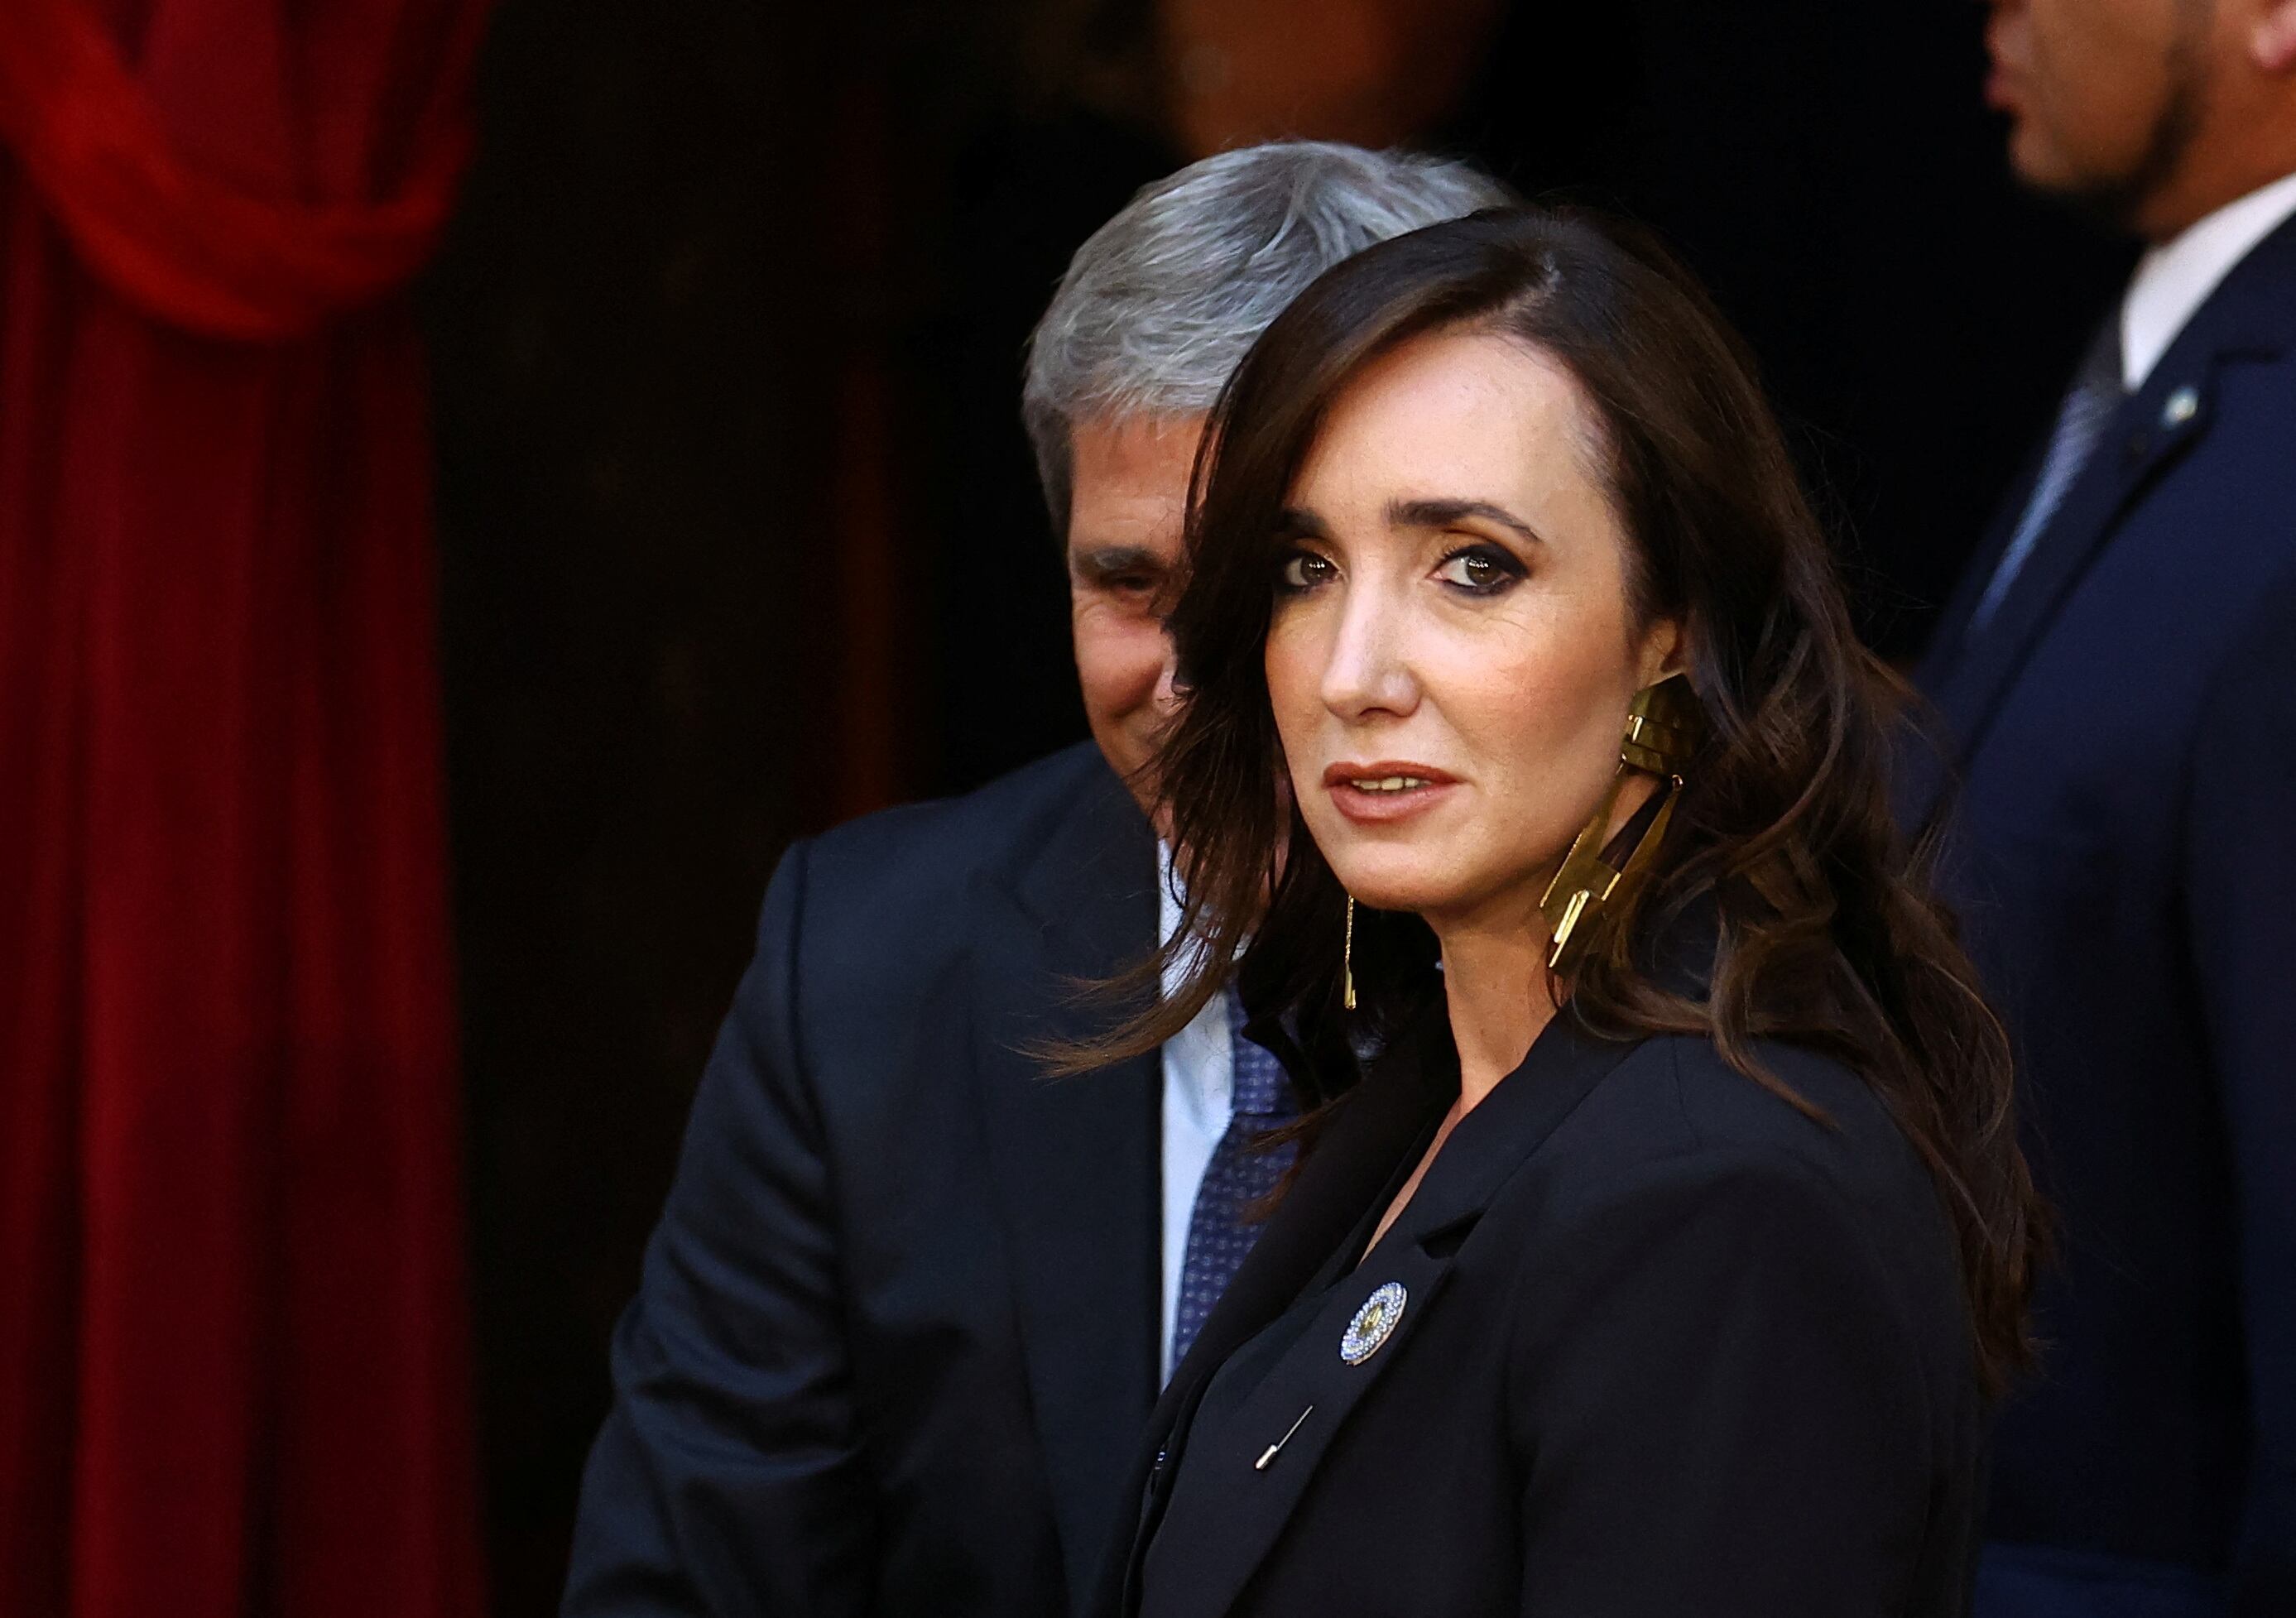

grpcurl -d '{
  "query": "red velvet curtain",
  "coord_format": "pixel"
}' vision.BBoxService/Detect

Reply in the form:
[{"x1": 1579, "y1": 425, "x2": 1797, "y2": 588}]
[{"x1": 0, "y1": 1, "x2": 488, "y2": 1614}]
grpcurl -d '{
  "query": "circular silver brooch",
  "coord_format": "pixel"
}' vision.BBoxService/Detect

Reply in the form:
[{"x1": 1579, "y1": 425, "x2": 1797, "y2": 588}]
[{"x1": 1339, "y1": 1280, "x2": 1407, "y2": 1365}]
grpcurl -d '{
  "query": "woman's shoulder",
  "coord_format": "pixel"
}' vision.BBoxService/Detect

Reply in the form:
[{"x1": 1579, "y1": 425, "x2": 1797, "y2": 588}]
[
  {"x1": 1494, "y1": 1033, "x2": 1963, "y2": 1346},
  {"x1": 1546, "y1": 1032, "x2": 1943, "y2": 1240}
]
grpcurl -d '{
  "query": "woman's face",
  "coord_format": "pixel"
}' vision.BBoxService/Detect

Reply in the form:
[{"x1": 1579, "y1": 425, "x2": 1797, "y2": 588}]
[{"x1": 1266, "y1": 328, "x2": 1679, "y2": 936}]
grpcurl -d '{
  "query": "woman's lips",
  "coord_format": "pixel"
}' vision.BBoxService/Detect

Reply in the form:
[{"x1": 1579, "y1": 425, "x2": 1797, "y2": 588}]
[{"x1": 1321, "y1": 761, "x2": 1460, "y2": 825}]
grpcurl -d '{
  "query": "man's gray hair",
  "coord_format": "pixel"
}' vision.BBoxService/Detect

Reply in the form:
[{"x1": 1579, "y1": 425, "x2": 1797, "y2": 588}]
[{"x1": 1021, "y1": 142, "x2": 1512, "y2": 528}]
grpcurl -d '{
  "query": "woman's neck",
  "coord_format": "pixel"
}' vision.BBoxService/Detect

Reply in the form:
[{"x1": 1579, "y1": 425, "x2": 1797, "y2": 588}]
[
  {"x1": 1422, "y1": 771, "x2": 1660, "y2": 1109},
  {"x1": 1429, "y1": 895, "x2": 1561, "y2": 1112}
]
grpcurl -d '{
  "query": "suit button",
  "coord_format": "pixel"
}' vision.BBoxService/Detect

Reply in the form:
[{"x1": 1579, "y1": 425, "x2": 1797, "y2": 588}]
[{"x1": 2162, "y1": 385, "x2": 2199, "y2": 427}]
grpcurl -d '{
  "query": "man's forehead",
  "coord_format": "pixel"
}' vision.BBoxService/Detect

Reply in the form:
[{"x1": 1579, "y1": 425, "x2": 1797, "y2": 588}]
[
  {"x1": 1069, "y1": 413, "x2": 1206, "y2": 489},
  {"x1": 1065, "y1": 413, "x2": 1205, "y2": 561}
]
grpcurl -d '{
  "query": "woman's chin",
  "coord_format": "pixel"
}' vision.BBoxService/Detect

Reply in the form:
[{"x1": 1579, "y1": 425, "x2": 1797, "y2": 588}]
[
  {"x1": 1331, "y1": 855, "x2": 1563, "y2": 939},
  {"x1": 1328, "y1": 866, "x2": 1457, "y2": 919},
  {"x1": 1346, "y1": 886, "x2": 1428, "y2": 917}
]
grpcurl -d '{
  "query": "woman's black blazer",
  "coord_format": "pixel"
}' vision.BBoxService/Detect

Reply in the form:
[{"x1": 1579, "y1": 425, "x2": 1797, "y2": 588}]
[{"x1": 1092, "y1": 999, "x2": 1985, "y2": 1618}]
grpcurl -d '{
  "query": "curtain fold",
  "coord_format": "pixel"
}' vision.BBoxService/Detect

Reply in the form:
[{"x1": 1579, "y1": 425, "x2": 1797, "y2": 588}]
[
  {"x1": 0, "y1": 1, "x2": 488, "y2": 1612},
  {"x1": 0, "y1": 0, "x2": 484, "y2": 338}
]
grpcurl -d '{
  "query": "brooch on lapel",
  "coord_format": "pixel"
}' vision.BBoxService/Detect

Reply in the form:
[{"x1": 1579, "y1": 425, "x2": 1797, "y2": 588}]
[{"x1": 1340, "y1": 1281, "x2": 1407, "y2": 1365}]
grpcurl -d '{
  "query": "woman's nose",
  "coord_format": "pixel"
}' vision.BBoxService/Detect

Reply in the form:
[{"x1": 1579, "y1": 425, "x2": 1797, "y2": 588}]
[{"x1": 1320, "y1": 588, "x2": 1416, "y2": 721}]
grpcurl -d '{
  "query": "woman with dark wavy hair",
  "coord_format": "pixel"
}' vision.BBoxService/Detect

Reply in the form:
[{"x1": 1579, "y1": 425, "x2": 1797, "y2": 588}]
[{"x1": 1083, "y1": 208, "x2": 2045, "y2": 1618}]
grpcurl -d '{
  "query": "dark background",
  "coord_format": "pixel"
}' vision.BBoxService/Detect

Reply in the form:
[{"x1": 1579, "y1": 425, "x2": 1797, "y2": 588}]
[{"x1": 418, "y1": 1, "x2": 2128, "y2": 1607}]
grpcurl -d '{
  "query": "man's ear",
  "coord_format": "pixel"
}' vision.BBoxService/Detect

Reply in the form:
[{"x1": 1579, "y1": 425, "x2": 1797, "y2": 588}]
[{"x1": 2251, "y1": 0, "x2": 2296, "y2": 72}]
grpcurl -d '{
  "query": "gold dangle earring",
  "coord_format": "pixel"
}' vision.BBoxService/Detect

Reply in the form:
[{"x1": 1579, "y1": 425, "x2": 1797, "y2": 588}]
[
  {"x1": 1342, "y1": 895, "x2": 1357, "y2": 1011},
  {"x1": 1539, "y1": 673, "x2": 1707, "y2": 972}
]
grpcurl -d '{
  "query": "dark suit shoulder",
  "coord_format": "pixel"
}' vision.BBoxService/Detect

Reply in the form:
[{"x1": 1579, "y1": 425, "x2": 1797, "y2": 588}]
[
  {"x1": 757, "y1": 740, "x2": 1153, "y2": 1115},
  {"x1": 1490, "y1": 1035, "x2": 1963, "y2": 1400},
  {"x1": 1563, "y1": 1033, "x2": 1917, "y2": 1170},
  {"x1": 800, "y1": 740, "x2": 1125, "y2": 905},
  {"x1": 1672, "y1": 1037, "x2": 1928, "y2": 1189},
  {"x1": 1530, "y1": 1035, "x2": 1950, "y2": 1269},
  {"x1": 774, "y1": 742, "x2": 1135, "y2": 969}
]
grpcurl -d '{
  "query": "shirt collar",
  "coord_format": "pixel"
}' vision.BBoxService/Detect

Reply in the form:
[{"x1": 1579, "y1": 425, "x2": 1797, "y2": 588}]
[
  {"x1": 2122, "y1": 169, "x2": 2296, "y2": 390},
  {"x1": 1157, "y1": 841, "x2": 1230, "y2": 1015},
  {"x1": 1156, "y1": 839, "x2": 1180, "y2": 954}
]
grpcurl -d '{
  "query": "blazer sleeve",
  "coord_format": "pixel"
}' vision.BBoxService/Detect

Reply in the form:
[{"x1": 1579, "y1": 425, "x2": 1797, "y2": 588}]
[
  {"x1": 1507, "y1": 1140, "x2": 1945, "y2": 1616},
  {"x1": 561, "y1": 838, "x2": 878, "y2": 1616},
  {"x1": 2184, "y1": 573, "x2": 2296, "y2": 1613}
]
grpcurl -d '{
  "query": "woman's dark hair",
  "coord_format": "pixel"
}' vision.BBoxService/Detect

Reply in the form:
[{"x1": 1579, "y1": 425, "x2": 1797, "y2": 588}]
[{"x1": 1086, "y1": 205, "x2": 2042, "y2": 1395}]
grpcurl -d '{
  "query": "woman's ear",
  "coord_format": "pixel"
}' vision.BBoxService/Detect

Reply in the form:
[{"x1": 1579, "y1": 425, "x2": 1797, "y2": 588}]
[{"x1": 1636, "y1": 615, "x2": 1688, "y2": 689}]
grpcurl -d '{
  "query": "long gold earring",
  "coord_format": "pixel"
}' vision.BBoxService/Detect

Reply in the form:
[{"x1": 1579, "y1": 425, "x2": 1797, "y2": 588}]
[
  {"x1": 1539, "y1": 673, "x2": 1707, "y2": 972},
  {"x1": 1343, "y1": 895, "x2": 1357, "y2": 1011}
]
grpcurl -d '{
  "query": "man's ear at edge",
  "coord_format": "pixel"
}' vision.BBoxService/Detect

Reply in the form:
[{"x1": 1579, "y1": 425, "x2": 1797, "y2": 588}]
[{"x1": 2250, "y1": 0, "x2": 2296, "y2": 74}]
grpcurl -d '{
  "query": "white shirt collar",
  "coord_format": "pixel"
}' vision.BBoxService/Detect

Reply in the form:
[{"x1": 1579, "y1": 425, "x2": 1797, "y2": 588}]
[
  {"x1": 2121, "y1": 169, "x2": 2296, "y2": 390},
  {"x1": 1156, "y1": 838, "x2": 1234, "y2": 1103},
  {"x1": 1156, "y1": 840, "x2": 1184, "y2": 970}
]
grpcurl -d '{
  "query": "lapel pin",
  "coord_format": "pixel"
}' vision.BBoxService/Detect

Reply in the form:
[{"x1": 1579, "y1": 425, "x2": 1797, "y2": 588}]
[
  {"x1": 1340, "y1": 1280, "x2": 1408, "y2": 1366},
  {"x1": 2163, "y1": 386, "x2": 2199, "y2": 429},
  {"x1": 1254, "y1": 1404, "x2": 1314, "y2": 1471}
]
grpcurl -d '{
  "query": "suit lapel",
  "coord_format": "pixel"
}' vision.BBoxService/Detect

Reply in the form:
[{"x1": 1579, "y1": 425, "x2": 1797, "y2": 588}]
[
  {"x1": 973, "y1": 759, "x2": 1163, "y2": 1604},
  {"x1": 1129, "y1": 1008, "x2": 1640, "y2": 1618},
  {"x1": 1924, "y1": 381, "x2": 2197, "y2": 770},
  {"x1": 1096, "y1": 1004, "x2": 1453, "y2": 1617},
  {"x1": 1926, "y1": 210, "x2": 2296, "y2": 782},
  {"x1": 1171, "y1": 1001, "x2": 1458, "y2": 1390},
  {"x1": 1142, "y1": 1244, "x2": 1458, "y2": 1618}
]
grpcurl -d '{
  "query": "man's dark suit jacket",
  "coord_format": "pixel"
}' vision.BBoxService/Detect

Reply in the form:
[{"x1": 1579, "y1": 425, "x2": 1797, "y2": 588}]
[
  {"x1": 1093, "y1": 1001, "x2": 1983, "y2": 1618},
  {"x1": 562, "y1": 742, "x2": 1166, "y2": 1616},
  {"x1": 1913, "y1": 210, "x2": 2296, "y2": 1616}
]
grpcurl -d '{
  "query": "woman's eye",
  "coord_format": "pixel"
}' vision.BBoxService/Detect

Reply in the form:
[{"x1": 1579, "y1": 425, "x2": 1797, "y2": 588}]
[
  {"x1": 1277, "y1": 550, "x2": 1336, "y2": 592},
  {"x1": 1434, "y1": 543, "x2": 1524, "y2": 596}
]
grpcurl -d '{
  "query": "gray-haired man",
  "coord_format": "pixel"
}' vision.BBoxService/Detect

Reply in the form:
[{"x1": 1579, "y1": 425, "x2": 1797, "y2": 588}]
[{"x1": 561, "y1": 143, "x2": 1507, "y2": 1618}]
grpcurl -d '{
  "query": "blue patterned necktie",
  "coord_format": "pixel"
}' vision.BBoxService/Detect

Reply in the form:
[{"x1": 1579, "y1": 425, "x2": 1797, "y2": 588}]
[
  {"x1": 1968, "y1": 319, "x2": 2128, "y2": 636},
  {"x1": 1170, "y1": 991, "x2": 1300, "y2": 1369}
]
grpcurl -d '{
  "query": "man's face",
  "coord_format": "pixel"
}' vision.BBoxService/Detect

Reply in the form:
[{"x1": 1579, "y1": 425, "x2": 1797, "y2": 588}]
[
  {"x1": 1985, "y1": 0, "x2": 2217, "y2": 223},
  {"x1": 1066, "y1": 415, "x2": 1206, "y2": 828}
]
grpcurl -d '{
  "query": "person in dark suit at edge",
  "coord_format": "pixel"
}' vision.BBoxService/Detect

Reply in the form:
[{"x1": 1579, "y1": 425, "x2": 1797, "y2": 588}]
[
  {"x1": 559, "y1": 142, "x2": 1510, "y2": 1618},
  {"x1": 1915, "y1": 2, "x2": 2296, "y2": 1611}
]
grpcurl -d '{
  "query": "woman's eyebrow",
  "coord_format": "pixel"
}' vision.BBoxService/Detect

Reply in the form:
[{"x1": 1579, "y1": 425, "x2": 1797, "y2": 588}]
[
  {"x1": 1275, "y1": 507, "x2": 1333, "y2": 540},
  {"x1": 1387, "y1": 497, "x2": 1544, "y2": 546}
]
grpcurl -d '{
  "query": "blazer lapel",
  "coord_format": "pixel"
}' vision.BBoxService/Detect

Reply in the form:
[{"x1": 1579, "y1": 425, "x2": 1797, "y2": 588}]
[
  {"x1": 1174, "y1": 1001, "x2": 1458, "y2": 1388},
  {"x1": 1927, "y1": 210, "x2": 2296, "y2": 780},
  {"x1": 973, "y1": 761, "x2": 1163, "y2": 1603},
  {"x1": 1094, "y1": 1003, "x2": 1453, "y2": 1617},
  {"x1": 1129, "y1": 1008, "x2": 1641, "y2": 1618},
  {"x1": 1141, "y1": 1245, "x2": 1459, "y2": 1618}
]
